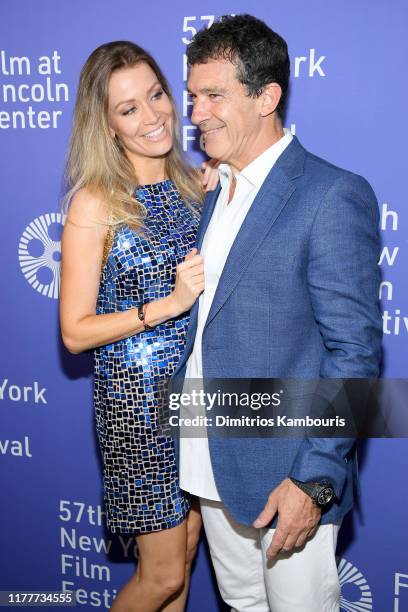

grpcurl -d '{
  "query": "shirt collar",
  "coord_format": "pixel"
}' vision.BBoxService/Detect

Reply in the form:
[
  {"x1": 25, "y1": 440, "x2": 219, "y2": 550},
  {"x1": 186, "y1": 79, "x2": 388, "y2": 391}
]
[
  {"x1": 218, "y1": 163, "x2": 234, "y2": 191},
  {"x1": 218, "y1": 128, "x2": 293, "y2": 190}
]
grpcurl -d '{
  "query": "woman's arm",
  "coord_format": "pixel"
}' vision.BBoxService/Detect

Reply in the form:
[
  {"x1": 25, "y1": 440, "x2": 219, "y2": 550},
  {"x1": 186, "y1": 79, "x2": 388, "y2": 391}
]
[{"x1": 60, "y1": 189, "x2": 204, "y2": 354}]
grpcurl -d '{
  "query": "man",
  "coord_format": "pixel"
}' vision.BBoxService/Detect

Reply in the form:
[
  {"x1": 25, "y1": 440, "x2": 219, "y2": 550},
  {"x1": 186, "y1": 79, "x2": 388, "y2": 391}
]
[{"x1": 176, "y1": 14, "x2": 382, "y2": 611}]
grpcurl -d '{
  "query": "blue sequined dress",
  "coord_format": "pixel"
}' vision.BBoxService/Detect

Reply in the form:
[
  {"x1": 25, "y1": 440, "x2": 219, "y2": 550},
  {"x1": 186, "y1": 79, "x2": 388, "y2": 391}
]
[{"x1": 94, "y1": 180, "x2": 199, "y2": 534}]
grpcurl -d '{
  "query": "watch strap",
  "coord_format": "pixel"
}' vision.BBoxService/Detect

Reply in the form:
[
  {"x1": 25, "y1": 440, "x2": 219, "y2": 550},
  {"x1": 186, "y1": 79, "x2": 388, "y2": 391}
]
[{"x1": 290, "y1": 477, "x2": 334, "y2": 507}]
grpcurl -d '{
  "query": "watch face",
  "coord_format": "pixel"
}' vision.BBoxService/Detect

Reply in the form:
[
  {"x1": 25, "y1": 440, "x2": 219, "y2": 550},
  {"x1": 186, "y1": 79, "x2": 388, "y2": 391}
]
[{"x1": 317, "y1": 486, "x2": 334, "y2": 506}]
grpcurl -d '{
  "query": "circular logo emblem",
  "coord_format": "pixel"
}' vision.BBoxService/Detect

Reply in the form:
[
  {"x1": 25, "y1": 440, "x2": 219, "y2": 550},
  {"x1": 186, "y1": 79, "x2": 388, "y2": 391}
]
[
  {"x1": 18, "y1": 213, "x2": 66, "y2": 299},
  {"x1": 338, "y1": 557, "x2": 373, "y2": 611}
]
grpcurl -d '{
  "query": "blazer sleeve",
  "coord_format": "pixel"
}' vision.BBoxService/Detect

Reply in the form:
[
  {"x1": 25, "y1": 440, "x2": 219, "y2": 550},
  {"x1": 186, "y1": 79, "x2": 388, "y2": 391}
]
[{"x1": 289, "y1": 173, "x2": 382, "y2": 498}]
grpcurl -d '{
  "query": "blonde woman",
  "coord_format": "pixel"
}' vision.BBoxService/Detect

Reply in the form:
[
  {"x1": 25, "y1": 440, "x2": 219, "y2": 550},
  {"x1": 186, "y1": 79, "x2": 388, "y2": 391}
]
[{"x1": 60, "y1": 41, "x2": 217, "y2": 612}]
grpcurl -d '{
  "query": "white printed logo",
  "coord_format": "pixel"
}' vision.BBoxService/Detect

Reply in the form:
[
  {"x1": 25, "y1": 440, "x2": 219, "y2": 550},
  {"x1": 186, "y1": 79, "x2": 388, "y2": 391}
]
[
  {"x1": 18, "y1": 212, "x2": 66, "y2": 299},
  {"x1": 338, "y1": 558, "x2": 373, "y2": 611}
]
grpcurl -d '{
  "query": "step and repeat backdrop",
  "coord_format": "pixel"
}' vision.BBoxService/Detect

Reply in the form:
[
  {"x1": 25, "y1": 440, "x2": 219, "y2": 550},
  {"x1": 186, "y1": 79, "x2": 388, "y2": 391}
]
[{"x1": 1, "y1": 1, "x2": 407, "y2": 610}]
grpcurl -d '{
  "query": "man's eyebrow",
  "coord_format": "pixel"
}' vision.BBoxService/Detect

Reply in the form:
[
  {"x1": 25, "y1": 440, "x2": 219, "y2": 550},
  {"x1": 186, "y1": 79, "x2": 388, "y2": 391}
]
[{"x1": 187, "y1": 87, "x2": 227, "y2": 95}]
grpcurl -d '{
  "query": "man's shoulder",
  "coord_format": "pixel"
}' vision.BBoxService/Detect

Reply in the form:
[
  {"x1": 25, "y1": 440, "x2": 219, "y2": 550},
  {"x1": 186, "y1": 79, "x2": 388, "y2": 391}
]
[
  {"x1": 298, "y1": 144, "x2": 376, "y2": 202},
  {"x1": 303, "y1": 146, "x2": 358, "y2": 181},
  {"x1": 294, "y1": 145, "x2": 378, "y2": 219}
]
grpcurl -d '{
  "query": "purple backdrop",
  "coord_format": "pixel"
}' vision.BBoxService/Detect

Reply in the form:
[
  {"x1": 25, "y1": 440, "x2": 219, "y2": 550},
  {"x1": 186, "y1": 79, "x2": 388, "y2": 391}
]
[{"x1": 1, "y1": 1, "x2": 407, "y2": 610}]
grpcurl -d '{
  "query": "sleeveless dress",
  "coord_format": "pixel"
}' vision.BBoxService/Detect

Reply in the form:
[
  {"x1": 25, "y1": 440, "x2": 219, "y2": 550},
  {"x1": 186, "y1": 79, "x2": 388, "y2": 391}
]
[{"x1": 94, "y1": 180, "x2": 199, "y2": 534}]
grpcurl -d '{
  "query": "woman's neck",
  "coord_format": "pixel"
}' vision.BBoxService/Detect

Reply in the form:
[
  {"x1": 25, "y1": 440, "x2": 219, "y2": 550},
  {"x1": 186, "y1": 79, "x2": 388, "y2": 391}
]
[{"x1": 130, "y1": 154, "x2": 167, "y2": 185}]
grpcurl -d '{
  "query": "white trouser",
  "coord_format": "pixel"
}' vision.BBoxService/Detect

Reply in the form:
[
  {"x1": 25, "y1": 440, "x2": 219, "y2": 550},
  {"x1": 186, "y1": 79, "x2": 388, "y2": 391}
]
[{"x1": 200, "y1": 498, "x2": 341, "y2": 612}]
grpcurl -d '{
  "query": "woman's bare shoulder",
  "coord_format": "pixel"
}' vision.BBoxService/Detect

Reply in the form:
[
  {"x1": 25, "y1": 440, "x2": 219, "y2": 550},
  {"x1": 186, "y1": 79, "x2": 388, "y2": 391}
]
[{"x1": 66, "y1": 187, "x2": 109, "y2": 230}]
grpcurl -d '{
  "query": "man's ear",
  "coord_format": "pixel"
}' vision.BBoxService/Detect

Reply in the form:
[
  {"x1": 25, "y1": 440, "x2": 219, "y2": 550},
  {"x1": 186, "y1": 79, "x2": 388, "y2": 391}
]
[{"x1": 260, "y1": 83, "x2": 282, "y2": 117}]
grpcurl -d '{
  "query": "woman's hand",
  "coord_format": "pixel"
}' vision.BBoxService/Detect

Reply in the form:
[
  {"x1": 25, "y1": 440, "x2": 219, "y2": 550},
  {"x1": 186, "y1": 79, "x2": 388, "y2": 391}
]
[
  {"x1": 200, "y1": 159, "x2": 220, "y2": 192},
  {"x1": 168, "y1": 248, "x2": 204, "y2": 315}
]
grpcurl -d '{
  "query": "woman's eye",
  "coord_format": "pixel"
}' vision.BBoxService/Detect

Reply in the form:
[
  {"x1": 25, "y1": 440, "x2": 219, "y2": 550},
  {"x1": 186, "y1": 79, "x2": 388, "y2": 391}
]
[
  {"x1": 122, "y1": 107, "x2": 136, "y2": 116},
  {"x1": 152, "y1": 90, "x2": 164, "y2": 100}
]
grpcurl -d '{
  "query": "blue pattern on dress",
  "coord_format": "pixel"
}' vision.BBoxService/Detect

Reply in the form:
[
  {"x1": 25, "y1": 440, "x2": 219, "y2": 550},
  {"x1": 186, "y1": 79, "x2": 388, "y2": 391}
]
[{"x1": 94, "y1": 180, "x2": 199, "y2": 533}]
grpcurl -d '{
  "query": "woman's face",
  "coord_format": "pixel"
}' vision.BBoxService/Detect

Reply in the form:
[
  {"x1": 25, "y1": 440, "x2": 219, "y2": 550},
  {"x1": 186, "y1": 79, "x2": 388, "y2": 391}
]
[{"x1": 107, "y1": 62, "x2": 174, "y2": 167}]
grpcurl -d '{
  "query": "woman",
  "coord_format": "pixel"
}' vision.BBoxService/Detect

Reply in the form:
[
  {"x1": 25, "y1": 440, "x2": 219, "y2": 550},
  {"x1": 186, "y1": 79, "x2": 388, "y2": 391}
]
[{"x1": 60, "y1": 41, "x2": 217, "y2": 612}]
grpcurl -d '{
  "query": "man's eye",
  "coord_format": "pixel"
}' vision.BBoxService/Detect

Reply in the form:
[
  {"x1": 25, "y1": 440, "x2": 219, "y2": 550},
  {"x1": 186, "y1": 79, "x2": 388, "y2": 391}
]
[
  {"x1": 209, "y1": 93, "x2": 220, "y2": 100},
  {"x1": 122, "y1": 107, "x2": 136, "y2": 116}
]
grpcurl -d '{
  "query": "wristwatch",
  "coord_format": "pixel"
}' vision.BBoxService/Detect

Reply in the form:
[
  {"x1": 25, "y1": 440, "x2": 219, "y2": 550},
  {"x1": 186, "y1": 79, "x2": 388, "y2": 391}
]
[{"x1": 289, "y1": 477, "x2": 335, "y2": 508}]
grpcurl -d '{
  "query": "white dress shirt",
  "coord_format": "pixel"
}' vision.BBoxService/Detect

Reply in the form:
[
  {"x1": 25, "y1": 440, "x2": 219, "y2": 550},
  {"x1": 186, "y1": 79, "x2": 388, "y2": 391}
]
[{"x1": 179, "y1": 129, "x2": 293, "y2": 500}]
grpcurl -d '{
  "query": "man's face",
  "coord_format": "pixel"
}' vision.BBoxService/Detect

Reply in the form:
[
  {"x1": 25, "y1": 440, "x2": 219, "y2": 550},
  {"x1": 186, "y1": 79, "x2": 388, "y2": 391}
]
[{"x1": 188, "y1": 59, "x2": 263, "y2": 171}]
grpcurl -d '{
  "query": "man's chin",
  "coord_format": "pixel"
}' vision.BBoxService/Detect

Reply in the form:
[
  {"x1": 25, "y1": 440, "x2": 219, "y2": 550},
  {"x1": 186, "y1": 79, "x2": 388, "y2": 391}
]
[{"x1": 204, "y1": 144, "x2": 226, "y2": 161}]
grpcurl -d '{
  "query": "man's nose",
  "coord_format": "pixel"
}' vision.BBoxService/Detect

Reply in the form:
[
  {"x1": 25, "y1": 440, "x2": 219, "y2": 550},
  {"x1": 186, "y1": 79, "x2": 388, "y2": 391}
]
[{"x1": 191, "y1": 99, "x2": 209, "y2": 126}]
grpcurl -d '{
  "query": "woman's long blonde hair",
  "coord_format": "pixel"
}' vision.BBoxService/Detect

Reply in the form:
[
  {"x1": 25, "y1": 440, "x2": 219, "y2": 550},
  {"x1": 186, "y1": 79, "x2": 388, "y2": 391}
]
[{"x1": 63, "y1": 41, "x2": 203, "y2": 231}]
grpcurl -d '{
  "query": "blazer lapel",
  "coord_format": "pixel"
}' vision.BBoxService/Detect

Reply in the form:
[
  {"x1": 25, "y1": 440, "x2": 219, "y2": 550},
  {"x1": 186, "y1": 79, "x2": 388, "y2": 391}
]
[
  {"x1": 176, "y1": 184, "x2": 222, "y2": 373},
  {"x1": 203, "y1": 138, "x2": 305, "y2": 331},
  {"x1": 176, "y1": 299, "x2": 198, "y2": 373},
  {"x1": 195, "y1": 184, "x2": 221, "y2": 250}
]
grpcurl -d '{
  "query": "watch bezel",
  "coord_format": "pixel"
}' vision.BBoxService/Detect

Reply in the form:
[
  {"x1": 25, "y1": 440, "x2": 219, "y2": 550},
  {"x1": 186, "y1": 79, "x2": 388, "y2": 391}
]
[{"x1": 315, "y1": 485, "x2": 334, "y2": 507}]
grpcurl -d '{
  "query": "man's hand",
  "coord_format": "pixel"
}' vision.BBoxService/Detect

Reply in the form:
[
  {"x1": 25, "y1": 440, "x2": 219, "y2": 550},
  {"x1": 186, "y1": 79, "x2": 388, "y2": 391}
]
[{"x1": 253, "y1": 478, "x2": 321, "y2": 560}]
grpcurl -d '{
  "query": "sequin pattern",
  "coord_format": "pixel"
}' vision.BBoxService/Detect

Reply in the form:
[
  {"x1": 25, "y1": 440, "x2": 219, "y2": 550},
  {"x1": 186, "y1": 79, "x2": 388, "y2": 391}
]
[{"x1": 94, "y1": 180, "x2": 199, "y2": 533}]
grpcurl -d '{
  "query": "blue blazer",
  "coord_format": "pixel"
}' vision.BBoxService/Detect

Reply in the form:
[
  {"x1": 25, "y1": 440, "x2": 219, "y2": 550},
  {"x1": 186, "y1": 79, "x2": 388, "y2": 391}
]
[{"x1": 174, "y1": 137, "x2": 382, "y2": 526}]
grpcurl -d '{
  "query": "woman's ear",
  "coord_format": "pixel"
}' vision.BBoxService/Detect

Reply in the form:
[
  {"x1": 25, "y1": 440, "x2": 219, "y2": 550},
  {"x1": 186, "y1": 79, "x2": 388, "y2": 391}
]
[{"x1": 260, "y1": 83, "x2": 282, "y2": 117}]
